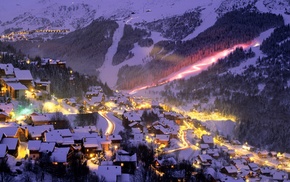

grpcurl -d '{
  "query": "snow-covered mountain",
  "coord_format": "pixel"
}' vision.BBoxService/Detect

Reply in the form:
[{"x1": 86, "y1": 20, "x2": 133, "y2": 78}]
[{"x1": 1, "y1": 0, "x2": 290, "y2": 89}]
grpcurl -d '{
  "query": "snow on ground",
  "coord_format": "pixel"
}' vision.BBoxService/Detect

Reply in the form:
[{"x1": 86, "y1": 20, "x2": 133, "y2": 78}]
[
  {"x1": 96, "y1": 113, "x2": 108, "y2": 134},
  {"x1": 99, "y1": 21, "x2": 125, "y2": 88},
  {"x1": 99, "y1": 21, "x2": 165, "y2": 88},
  {"x1": 228, "y1": 28, "x2": 275, "y2": 75},
  {"x1": 106, "y1": 112, "x2": 124, "y2": 135},
  {"x1": 203, "y1": 120, "x2": 236, "y2": 138}
]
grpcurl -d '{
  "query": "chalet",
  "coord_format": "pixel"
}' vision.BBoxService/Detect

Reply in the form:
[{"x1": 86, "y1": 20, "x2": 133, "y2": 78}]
[
  {"x1": 258, "y1": 150, "x2": 269, "y2": 158},
  {"x1": 108, "y1": 135, "x2": 122, "y2": 149},
  {"x1": 272, "y1": 171, "x2": 288, "y2": 182},
  {"x1": 154, "y1": 156, "x2": 177, "y2": 170},
  {"x1": 114, "y1": 150, "x2": 137, "y2": 174},
  {"x1": 220, "y1": 165, "x2": 238, "y2": 177},
  {"x1": 155, "y1": 134, "x2": 170, "y2": 146},
  {"x1": 28, "y1": 114, "x2": 52, "y2": 126},
  {"x1": 28, "y1": 140, "x2": 41, "y2": 160},
  {"x1": 0, "y1": 103, "x2": 13, "y2": 120},
  {"x1": 205, "y1": 167, "x2": 219, "y2": 182},
  {"x1": 25, "y1": 125, "x2": 54, "y2": 140},
  {"x1": 3, "y1": 82, "x2": 27, "y2": 99},
  {"x1": 0, "y1": 109, "x2": 10, "y2": 122},
  {"x1": 14, "y1": 68, "x2": 33, "y2": 90},
  {"x1": 201, "y1": 135, "x2": 214, "y2": 148},
  {"x1": 44, "y1": 129, "x2": 73, "y2": 146},
  {"x1": 39, "y1": 142, "x2": 55, "y2": 155},
  {"x1": 50, "y1": 147, "x2": 73, "y2": 165},
  {"x1": 82, "y1": 137, "x2": 101, "y2": 158},
  {"x1": 0, "y1": 126, "x2": 26, "y2": 141},
  {"x1": 1, "y1": 138, "x2": 19, "y2": 157},
  {"x1": 0, "y1": 64, "x2": 32, "y2": 99},
  {"x1": 34, "y1": 79, "x2": 51, "y2": 94},
  {"x1": 123, "y1": 111, "x2": 142, "y2": 123},
  {"x1": 97, "y1": 163, "x2": 122, "y2": 182},
  {"x1": 198, "y1": 154, "x2": 212, "y2": 167},
  {"x1": 248, "y1": 163, "x2": 260, "y2": 172}
]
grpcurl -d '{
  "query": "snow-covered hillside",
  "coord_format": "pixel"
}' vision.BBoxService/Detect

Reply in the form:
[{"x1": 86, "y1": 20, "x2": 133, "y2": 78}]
[{"x1": 1, "y1": 0, "x2": 290, "y2": 89}]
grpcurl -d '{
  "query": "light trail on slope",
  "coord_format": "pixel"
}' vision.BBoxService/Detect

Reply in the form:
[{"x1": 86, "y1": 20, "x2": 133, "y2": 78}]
[
  {"x1": 129, "y1": 41, "x2": 257, "y2": 95},
  {"x1": 98, "y1": 111, "x2": 115, "y2": 135}
]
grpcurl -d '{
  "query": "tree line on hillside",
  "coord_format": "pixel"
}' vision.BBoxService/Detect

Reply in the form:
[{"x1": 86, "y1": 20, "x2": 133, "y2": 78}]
[
  {"x1": 139, "y1": 8, "x2": 203, "y2": 40},
  {"x1": 160, "y1": 24, "x2": 290, "y2": 152},
  {"x1": 116, "y1": 9, "x2": 284, "y2": 90},
  {"x1": 112, "y1": 24, "x2": 152, "y2": 65},
  {"x1": 0, "y1": 50, "x2": 113, "y2": 98}
]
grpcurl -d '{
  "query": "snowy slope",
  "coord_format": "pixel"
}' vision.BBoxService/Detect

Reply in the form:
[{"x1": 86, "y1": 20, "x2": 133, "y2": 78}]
[{"x1": 1, "y1": 0, "x2": 290, "y2": 89}]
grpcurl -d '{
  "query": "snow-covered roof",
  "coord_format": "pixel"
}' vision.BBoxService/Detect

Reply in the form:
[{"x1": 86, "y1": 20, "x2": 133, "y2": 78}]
[
  {"x1": 0, "y1": 127, "x2": 18, "y2": 137},
  {"x1": 202, "y1": 135, "x2": 214, "y2": 144},
  {"x1": 0, "y1": 144, "x2": 7, "y2": 158},
  {"x1": 248, "y1": 163, "x2": 259, "y2": 171},
  {"x1": 30, "y1": 114, "x2": 52, "y2": 122},
  {"x1": 198, "y1": 154, "x2": 212, "y2": 163},
  {"x1": 123, "y1": 111, "x2": 142, "y2": 122},
  {"x1": 44, "y1": 132, "x2": 63, "y2": 144},
  {"x1": 155, "y1": 134, "x2": 170, "y2": 142},
  {"x1": 87, "y1": 95, "x2": 103, "y2": 105},
  {"x1": 115, "y1": 150, "x2": 137, "y2": 162},
  {"x1": 0, "y1": 64, "x2": 14, "y2": 75},
  {"x1": 6, "y1": 82, "x2": 27, "y2": 90},
  {"x1": 50, "y1": 147, "x2": 70, "y2": 163},
  {"x1": 83, "y1": 137, "x2": 99, "y2": 148},
  {"x1": 52, "y1": 129, "x2": 72, "y2": 137},
  {"x1": 97, "y1": 165, "x2": 121, "y2": 182},
  {"x1": 1, "y1": 138, "x2": 18, "y2": 150},
  {"x1": 235, "y1": 163, "x2": 250, "y2": 171},
  {"x1": 28, "y1": 140, "x2": 41, "y2": 151},
  {"x1": 25, "y1": 125, "x2": 54, "y2": 138},
  {"x1": 156, "y1": 156, "x2": 177, "y2": 166},
  {"x1": 72, "y1": 132, "x2": 99, "y2": 141},
  {"x1": 108, "y1": 135, "x2": 122, "y2": 141},
  {"x1": 272, "y1": 171, "x2": 288, "y2": 180},
  {"x1": 62, "y1": 137, "x2": 74, "y2": 145},
  {"x1": 73, "y1": 126, "x2": 97, "y2": 133},
  {"x1": 39, "y1": 142, "x2": 55, "y2": 153},
  {"x1": 224, "y1": 165, "x2": 238, "y2": 174},
  {"x1": 14, "y1": 68, "x2": 33, "y2": 80},
  {"x1": 200, "y1": 143, "x2": 209, "y2": 149}
]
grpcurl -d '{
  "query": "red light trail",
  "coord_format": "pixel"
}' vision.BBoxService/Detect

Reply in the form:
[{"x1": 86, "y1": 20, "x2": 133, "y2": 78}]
[{"x1": 129, "y1": 41, "x2": 258, "y2": 95}]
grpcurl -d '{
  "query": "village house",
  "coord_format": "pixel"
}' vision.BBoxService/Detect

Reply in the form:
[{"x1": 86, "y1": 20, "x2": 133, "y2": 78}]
[
  {"x1": 0, "y1": 103, "x2": 13, "y2": 121},
  {"x1": 220, "y1": 165, "x2": 238, "y2": 177},
  {"x1": 50, "y1": 147, "x2": 73, "y2": 166},
  {"x1": 0, "y1": 137, "x2": 19, "y2": 157},
  {"x1": 154, "y1": 156, "x2": 177, "y2": 171},
  {"x1": 39, "y1": 142, "x2": 55, "y2": 156},
  {"x1": 82, "y1": 137, "x2": 101, "y2": 159},
  {"x1": 201, "y1": 135, "x2": 214, "y2": 148},
  {"x1": 24, "y1": 125, "x2": 54, "y2": 140},
  {"x1": 27, "y1": 140, "x2": 41, "y2": 160},
  {"x1": 27, "y1": 113, "x2": 53, "y2": 126},
  {"x1": 114, "y1": 150, "x2": 137, "y2": 174},
  {"x1": 108, "y1": 135, "x2": 122, "y2": 149},
  {"x1": 34, "y1": 79, "x2": 51, "y2": 95},
  {"x1": 97, "y1": 162, "x2": 122, "y2": 182},
  {"x1": 0, "y1": 64, "x2": 32, "y2": 99},
  {"x1": 0, "y1": 126, "x2": 26, "y2": 141},
  {"x1": 155, "y1": 134, "x2": 170, "y2": 146}
]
